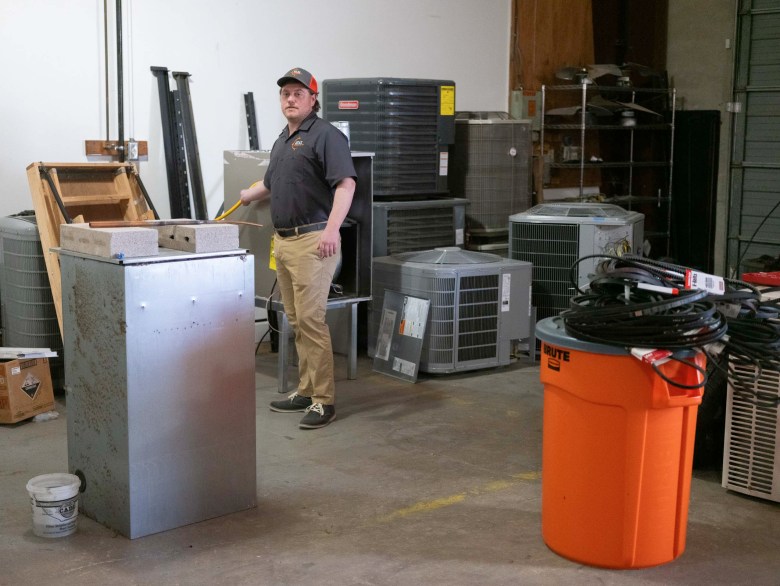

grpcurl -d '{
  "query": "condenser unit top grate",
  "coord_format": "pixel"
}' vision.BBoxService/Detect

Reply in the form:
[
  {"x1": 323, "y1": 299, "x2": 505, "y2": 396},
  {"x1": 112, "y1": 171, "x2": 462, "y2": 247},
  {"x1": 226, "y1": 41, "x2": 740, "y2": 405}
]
[
  {"x1": 513, "y1": 203, "x2": 643, "y2": 225},
  {"x1": 394, "y1": 247, "x2": 501, "y2": 266}
]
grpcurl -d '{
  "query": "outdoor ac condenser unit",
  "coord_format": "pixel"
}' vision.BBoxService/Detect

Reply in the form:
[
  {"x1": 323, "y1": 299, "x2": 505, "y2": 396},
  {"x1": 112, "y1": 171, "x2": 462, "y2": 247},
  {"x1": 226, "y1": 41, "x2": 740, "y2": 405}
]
[
  {"x1": 722, "y1": 359, "x2": 780, "y2": 502},
  {"x1": 449, "y1": 111, "x2": 532, "y2": 234},
  {"x1": 322, "y1": 78, "x2": 455, "y2": 198},
  {"x1": 369, "y1": 247, "x2": 532, "y2": 374},
  {"x1": 509, "y1": 203, "x2": 644, "y2": 323},
  {"x1": 0, "y1": 213, "x2": 64, "y2": 389}
]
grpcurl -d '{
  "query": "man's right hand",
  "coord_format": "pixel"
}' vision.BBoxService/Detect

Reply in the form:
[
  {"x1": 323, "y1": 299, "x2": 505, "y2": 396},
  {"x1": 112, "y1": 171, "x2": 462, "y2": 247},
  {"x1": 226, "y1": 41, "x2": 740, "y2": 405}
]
[{"x1": 240, "y1": 182, "x2": 271, "y2": 205}]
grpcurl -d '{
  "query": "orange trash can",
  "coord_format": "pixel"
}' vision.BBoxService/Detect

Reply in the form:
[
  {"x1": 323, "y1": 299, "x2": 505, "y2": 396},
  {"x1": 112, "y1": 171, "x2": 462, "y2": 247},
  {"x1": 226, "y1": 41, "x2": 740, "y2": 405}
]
[{"x1": 536, "y1": 317, "x2": 705, "y2": 569}]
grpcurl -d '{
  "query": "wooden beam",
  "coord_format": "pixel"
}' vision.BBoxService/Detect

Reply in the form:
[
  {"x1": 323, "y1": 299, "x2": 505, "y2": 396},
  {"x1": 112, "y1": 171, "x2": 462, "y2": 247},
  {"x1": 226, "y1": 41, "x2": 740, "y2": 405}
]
[{"x1": 84, "y1": 140, "x2": 148, "y2": 157}]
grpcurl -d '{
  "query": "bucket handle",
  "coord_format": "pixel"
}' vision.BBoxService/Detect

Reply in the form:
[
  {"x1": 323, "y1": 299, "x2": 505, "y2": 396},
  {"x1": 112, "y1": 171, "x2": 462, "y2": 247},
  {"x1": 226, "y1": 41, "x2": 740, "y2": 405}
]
[{"x1": 652, "y1": 352, "x2": 706, "y2": 406}]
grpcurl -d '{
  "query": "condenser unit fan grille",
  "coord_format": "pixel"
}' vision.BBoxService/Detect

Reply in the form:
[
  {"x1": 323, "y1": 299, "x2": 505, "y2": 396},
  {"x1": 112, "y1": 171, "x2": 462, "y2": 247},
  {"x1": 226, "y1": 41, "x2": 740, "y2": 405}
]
[
  {"x1": 724, "y1": 360, "x2": 779, "y2": 499},
  {"x1": 0, "y1": 214, "x2": 64, "y2": 390},
  {"x1": 3, "y1": 236, "x2": 59, "y2": 337},
  {"x1": 457, "y1": 274, "x2": 499, "y2": 362},
  {"x1": 510, "y1": 222, "x2": 579, "y2": 321},
  {"x1": 426, "y1": 276, "x2": 457, "y2": 366},
  {"x1": 322, "y1": 78, "x2": 454, "y2": 197},
  {"x1": 451, "y1": 117, "x2": 532, "y2": 232}
]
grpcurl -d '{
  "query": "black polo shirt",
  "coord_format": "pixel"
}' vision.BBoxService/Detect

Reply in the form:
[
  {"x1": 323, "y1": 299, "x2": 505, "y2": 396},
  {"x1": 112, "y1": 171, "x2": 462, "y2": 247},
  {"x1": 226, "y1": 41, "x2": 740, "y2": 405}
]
[{"x1": 264, "y1": 112, "x2": 356, "y2": 229}]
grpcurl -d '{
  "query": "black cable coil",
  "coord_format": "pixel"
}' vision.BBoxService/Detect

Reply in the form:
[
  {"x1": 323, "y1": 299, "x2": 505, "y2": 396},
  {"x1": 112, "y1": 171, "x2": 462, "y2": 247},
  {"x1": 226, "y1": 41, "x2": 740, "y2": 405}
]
[{"x1": 559, "y1": 254, "x2": 780, "y2": 406}]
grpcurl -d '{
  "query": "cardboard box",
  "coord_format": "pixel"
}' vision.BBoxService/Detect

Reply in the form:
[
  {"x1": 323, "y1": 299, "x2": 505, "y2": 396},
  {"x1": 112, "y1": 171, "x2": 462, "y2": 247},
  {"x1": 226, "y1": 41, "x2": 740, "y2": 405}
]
[{"x1": 0, "y1": 358, "x2": 55, "y2": 424}]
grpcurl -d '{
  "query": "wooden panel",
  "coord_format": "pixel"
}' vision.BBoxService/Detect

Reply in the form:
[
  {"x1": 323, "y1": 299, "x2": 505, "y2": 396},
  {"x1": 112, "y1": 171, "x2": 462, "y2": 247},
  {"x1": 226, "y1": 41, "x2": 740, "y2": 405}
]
[
  {"x1": 512, "y1": 0, "x2": 595, "y2": 93},
  {"x1": 591, "y1": 0, "x2": 668, "y2": 70},
  {"x1": 26, "y1": 164, "x2": 65, "y2": 340},
  {"x1": 60, "y1": 194, "x2": 131, "y2": 205},
  {"x1": 25, "y1": 162, "x2": 155, "y2": 338}
]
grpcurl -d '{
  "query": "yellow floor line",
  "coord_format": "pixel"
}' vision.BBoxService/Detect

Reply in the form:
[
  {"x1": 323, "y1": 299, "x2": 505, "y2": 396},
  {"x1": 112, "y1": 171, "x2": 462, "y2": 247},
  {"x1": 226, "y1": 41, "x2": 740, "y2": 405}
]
[{"x1": 377, "y1": 471, "x2": 541, "y2": 523}]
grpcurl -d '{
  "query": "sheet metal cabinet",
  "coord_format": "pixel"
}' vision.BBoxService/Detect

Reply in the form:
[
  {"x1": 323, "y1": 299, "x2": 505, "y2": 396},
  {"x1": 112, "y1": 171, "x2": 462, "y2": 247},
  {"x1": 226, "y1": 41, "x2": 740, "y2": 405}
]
[{"x1": 63, "y1": 248, "x2": 256, "y2": 539}]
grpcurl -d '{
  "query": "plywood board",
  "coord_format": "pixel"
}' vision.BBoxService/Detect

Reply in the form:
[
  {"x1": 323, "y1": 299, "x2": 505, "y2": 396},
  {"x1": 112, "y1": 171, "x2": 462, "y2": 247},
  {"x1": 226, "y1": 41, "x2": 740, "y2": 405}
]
[
  {"x1": 25, "y1": 162, "x2": 156, "y2": 338},
  {"x1": 513, "y1": 0, "x2": 595, "y2": 93}
]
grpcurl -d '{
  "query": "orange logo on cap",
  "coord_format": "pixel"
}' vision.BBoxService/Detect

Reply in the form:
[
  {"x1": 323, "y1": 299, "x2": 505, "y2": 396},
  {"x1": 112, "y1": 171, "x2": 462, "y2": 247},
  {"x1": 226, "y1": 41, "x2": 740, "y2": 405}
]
[{"x1": 290, "y1": 69, "x2": 302, "y2": 76}]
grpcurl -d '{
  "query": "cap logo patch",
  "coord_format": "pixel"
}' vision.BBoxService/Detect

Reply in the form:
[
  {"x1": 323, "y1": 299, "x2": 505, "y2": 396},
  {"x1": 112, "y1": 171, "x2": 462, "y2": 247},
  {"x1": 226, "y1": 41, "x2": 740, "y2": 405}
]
[{"x1": 290, "y1": 69, "x2": 302, "y2": 76}]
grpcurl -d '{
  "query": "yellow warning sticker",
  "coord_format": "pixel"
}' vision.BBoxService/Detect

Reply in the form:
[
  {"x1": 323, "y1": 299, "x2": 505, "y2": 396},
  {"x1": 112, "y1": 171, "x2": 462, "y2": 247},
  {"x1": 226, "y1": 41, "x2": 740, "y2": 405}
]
[
  {"x1": 269, "y1": 236, "x2": 276, "y2": 271},
  {"x1": 440, "y1": 85, "x2": 455, "y2": 116}
]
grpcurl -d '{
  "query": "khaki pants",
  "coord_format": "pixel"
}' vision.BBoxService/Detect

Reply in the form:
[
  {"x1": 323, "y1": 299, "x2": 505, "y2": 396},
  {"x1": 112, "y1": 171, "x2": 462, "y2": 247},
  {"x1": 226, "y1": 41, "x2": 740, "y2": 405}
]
[{"x1": 274, "y1": 231, "x2": 341, "y2": 405}]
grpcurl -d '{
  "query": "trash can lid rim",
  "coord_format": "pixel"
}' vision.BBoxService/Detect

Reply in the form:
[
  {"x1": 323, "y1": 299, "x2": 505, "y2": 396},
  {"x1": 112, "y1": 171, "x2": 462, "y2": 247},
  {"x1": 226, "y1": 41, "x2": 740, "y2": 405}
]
[{"x1": 535, "y1": 316, "x2": 629, "y2": 355}]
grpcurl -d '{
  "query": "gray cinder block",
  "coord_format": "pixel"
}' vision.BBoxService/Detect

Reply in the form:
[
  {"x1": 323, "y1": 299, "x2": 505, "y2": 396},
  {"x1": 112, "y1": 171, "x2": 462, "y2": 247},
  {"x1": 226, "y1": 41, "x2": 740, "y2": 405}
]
[
  {"x1": 157, "y1": 223, "x2": 240, "y2": 253},
  {"x1": 60, "y1": 223, "x2": 159, "y2": 258}
]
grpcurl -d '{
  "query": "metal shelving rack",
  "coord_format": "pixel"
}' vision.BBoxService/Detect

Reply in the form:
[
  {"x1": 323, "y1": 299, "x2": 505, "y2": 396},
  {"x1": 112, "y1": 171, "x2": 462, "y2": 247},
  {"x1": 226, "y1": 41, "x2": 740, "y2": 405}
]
[{"x1": 540, "y1": 82, "x2": 676, "y2": 255}]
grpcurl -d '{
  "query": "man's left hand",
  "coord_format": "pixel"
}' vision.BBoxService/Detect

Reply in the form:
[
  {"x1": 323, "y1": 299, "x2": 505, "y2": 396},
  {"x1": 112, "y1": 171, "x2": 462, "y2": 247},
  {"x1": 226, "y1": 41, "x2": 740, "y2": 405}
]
[{"x1": 318, "y1": 227, "x2": 340, "y2": 258}]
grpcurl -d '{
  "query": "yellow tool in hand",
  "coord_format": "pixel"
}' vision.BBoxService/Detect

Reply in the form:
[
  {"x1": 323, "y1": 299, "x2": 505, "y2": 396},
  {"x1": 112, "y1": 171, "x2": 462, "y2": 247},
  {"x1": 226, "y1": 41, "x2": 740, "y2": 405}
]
[
  {"x1": 215, "y1": 200, "x2": 241, "y2": 221},
  {"x1": 216, "y1": 181, "x2": 261, "y2": 221}
]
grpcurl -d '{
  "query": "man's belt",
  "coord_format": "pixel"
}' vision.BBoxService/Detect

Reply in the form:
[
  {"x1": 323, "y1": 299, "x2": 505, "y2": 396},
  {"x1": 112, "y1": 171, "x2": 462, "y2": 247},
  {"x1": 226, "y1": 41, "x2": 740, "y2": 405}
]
[{"x1": 275, "y1": 222, "x2": 328, "y2": 237}]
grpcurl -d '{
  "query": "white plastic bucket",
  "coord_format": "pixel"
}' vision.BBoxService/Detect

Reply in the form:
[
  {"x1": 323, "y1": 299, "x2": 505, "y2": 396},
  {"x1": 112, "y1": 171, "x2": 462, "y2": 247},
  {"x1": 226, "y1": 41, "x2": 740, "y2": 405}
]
[{"x1": 26, "y1": 473, "x2": 81, "y2": 538}]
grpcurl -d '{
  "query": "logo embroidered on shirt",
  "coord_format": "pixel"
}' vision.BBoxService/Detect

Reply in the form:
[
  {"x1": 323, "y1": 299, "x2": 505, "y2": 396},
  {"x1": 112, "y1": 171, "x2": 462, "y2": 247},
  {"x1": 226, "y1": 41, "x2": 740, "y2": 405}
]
[{"x1": 292, "y1": 138, "x2": 305, "y2": 150}]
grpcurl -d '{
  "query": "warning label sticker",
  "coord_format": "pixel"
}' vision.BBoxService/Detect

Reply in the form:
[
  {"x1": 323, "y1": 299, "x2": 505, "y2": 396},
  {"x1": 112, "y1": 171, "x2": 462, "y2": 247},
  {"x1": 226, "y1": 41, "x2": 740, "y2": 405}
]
[
  {"x1": 21, "y1": 373, "x2": 41, "y2": 400},
  {"x1": 440, "y1": 85, "x2": 455, "y2": 116}
]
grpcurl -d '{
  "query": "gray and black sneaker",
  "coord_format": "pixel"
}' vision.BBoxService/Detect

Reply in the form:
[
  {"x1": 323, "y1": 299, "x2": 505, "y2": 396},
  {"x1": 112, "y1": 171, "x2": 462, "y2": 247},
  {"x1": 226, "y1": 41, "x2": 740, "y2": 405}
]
[
  {"x1": 270, "y1": 391, "x2": 313, "y2": 413},
  {"x1": 299, "y1": 403, "x2": 336, "y2": 429}
]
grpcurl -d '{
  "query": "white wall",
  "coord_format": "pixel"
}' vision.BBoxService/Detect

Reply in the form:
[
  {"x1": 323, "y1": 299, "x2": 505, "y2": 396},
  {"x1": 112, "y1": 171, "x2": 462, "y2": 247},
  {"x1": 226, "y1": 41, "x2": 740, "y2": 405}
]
[{"x1": 0, "y1": 0, "x2": 511, "y2": 219}]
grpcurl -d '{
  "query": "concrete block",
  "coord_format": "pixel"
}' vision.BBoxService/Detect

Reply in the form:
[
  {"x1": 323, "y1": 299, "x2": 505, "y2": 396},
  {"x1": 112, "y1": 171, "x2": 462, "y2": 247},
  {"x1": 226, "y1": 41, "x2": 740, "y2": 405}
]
[
  {"x1": 157, "y1": 223, "x2": 240, "y2": 253},
  {"x1": 60, "y1": 223, "x2": 158, "y2": 258}
]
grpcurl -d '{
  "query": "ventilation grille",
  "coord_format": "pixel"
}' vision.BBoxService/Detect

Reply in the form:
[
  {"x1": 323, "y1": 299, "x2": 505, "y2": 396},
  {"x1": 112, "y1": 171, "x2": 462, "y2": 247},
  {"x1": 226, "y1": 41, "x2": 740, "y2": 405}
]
[
  {"x1": 3, "y1": 238, "x2": 58, "y2": 328},
  {"x1": 0, "y1": 217, "x2": 64, "y2": 388},
  {"x1": 322, "y1": 79, "x2": 452, "y2": 196},
  {"x1": 450, "y1": 118, "x2": 532, "y2": 232},
  {"x1": 456, "y1": 274, "x2": 499, "y2": 362},
  {"x1": 385, "y1": 207, "x2": 455, "y2": 255},
  {"x1": 364, "y1": 84, "x2": 440, "y2": 195},
  {"x1": 425, "y1": 276, "x2": 457, "y2": 366},
  {"x1": 723, "y1": 360, "x2": 780, "y2": 502},
  {"x1": 510, "y1": 221, "x2": 579, "y2": 321}
]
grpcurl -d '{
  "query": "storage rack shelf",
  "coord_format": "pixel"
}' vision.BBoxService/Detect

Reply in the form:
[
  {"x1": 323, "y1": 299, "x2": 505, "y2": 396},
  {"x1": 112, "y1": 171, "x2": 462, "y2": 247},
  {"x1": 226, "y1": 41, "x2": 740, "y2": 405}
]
[{"x1": 539, "y1": 82, "x2": 676, "y2": 256}]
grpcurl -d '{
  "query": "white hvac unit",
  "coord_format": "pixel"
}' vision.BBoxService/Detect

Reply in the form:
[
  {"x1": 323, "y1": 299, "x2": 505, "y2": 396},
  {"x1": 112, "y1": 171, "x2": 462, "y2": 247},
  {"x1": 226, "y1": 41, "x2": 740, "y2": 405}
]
[
  {"x1": 722, "y1": 360, "x2": 780, "y2": 502},
  {"x1": 370, "y1": 247, "x2": 533, "y2": 374},
  {"x1": 509, "y1": 203, "x2": 644, "y2": 322}
]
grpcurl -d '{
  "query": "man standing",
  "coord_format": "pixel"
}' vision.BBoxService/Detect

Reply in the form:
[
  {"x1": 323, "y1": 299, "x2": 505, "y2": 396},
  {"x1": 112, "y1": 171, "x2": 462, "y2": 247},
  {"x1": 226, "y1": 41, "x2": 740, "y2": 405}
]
[{"x1": 240, "y1": 67, "x2": 356, "y2": 429}]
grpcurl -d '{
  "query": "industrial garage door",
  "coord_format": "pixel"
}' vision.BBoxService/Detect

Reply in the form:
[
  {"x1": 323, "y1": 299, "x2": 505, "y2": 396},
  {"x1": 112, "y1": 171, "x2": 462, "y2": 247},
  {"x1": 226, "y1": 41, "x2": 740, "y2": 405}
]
[{"x1": 728, "y1": 0, "x2": 780, "y2": 276}]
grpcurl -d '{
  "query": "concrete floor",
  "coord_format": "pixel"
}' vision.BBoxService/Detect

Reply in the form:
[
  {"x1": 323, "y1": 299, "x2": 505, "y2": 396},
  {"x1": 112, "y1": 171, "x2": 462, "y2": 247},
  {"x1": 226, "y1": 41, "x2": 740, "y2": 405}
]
[{"x1": 1, "y1": 347, "x2": 778, "y2": 586}]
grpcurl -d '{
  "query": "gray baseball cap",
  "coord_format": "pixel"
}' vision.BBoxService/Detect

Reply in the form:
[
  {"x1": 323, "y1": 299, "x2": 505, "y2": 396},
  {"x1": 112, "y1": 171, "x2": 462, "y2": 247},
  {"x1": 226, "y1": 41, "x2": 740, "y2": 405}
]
[{"x1": 277, "y1": 67, "x2": 318, "y2": 93}]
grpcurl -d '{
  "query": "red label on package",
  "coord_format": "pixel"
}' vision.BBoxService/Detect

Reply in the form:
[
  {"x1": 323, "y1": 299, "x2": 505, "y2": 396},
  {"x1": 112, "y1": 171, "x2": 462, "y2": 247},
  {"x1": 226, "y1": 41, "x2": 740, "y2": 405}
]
[
  {"x1": 631, "y1": 347, "x2": 672, "y2": 365},
  {"x1": 338, "y1": 100, "x2": 359, "y2": 110},
  {"x1": 685, "y1": 269, "x2": 725, "y2": 295}
]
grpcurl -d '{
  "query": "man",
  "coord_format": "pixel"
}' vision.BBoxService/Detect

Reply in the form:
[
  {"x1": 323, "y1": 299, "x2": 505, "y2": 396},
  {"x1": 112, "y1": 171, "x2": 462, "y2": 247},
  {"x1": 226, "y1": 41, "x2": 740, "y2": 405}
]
[{"x1": 240, "y1": 67, "x2": 356, "y2": 429}]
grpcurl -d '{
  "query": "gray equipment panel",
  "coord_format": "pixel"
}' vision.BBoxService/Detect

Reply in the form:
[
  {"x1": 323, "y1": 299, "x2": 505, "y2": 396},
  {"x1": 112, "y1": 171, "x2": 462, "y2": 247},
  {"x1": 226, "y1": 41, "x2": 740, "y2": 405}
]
[
  {"x1": 63, "y1": 249, "x2": 256, "y2": 539},
  {"x1": 372, "y1": 290, "x2": 430, "y2": 382}
]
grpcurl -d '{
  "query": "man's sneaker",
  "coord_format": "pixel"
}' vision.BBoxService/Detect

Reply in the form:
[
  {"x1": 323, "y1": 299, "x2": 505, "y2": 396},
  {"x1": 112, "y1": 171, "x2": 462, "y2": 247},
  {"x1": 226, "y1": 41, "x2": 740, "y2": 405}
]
[
  {"x1": 299, "y1": 403, "x2": 336, "y2": 429},
  {"x1": 270, "y1": 391, "x2": 312, "y2": 413}
]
